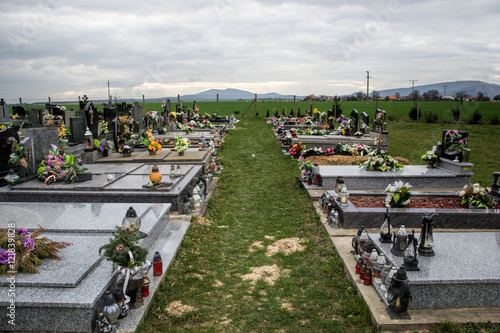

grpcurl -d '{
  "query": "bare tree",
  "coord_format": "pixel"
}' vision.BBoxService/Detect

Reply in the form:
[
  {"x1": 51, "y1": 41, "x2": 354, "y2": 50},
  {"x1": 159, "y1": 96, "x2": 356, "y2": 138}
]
[{"x1": 356, "y1": 91, "x2": 366, "y2": 101}]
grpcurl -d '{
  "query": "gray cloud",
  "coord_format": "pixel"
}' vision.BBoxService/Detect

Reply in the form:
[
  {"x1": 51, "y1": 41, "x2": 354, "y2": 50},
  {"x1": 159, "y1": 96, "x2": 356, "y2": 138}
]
[{"x1": 0, "y1": 0, "x2": 499, "y2": 103}]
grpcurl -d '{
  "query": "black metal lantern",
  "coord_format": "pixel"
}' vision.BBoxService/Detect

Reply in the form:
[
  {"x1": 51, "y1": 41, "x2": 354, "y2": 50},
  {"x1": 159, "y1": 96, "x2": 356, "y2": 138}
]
[
  {"x1": 113, "y1": 287, "x2": 128, "y2": 319},
  {"x1": 403, "y1": 230, "x2": 419, "y2": 271},
  {"x1": 418, "y1": 213, "x2": 437, "y2": 257},
  {"x1": 122, "y1": 207, "x2": 147, "y2": 238},
  {"x1": 387, "y1": 266, "x2": 412, "y2": 313},
  {"x1": 379, "y1": 209, "x2": 392, "y2": 243},
  {"x1": 101, "y1": 290, "x2": 120, "y2": 324},
  {"x1": 351, "y1": 226, "x2": 366, "y2": 255},
  {"x1": 390, "y1": 225, "x2": 408, "y2": 257},
  {"x1": 319, "y1": 193, "x2": 326, "y2": 210}
]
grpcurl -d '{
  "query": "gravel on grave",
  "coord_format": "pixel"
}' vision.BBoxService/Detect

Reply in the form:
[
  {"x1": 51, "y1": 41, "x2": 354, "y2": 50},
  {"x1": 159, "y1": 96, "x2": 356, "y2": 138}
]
[
  {"x1": 304, "y1": 155, "x2": 412, "y2": 166},
  {"x1": 349, "y1": 196, "x2": 465, "y2": 209}
]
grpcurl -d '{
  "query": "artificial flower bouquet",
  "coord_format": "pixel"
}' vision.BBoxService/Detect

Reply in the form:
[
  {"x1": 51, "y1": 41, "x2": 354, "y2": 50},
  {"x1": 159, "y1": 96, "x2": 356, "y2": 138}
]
[
  {"x1": 459, "y1": 183, "x2": 494, "y2": 209},
  {"x1": 385, "y1": 181, "x2": 412, "y2": 208}
]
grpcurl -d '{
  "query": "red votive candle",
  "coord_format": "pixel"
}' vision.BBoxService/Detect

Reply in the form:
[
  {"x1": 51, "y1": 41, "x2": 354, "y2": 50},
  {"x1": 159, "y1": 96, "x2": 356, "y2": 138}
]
[{"x1": 153, "y1": 251, "x2": 162, "y2": 276}]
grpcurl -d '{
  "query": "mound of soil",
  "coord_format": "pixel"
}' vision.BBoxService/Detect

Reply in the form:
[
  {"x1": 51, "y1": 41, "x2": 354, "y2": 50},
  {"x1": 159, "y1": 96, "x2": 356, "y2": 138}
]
[{"x1": 304, "y1": 155, "x2": 412, "y2": 166}]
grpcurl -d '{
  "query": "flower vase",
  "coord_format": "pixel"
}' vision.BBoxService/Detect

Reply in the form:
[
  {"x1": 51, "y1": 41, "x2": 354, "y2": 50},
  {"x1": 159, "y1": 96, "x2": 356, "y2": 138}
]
[
  {"x1": 461, "y1": 150, "x2": 469, "y2": 163},
  {"x1": 426, "y1": 158, "x2": 437, "y2": 168},
  {"x1": 178, "y1": 151, "x2": 185, "y2": 156},
  {"x1": 149, "y1": 150, "x2": 156, "y2": 156},
  {"x1": 291, "y1": 132, "x2": 297, "y2": 137},
  {"x1": 17, "y1": 166, "x2": 26, "y2": 177},
  {"x1": 102, "y1": 149, "x2": 109, "y2": 157},
  {"x1": 59, "y1": 139, "x2": 68, "y2": 151},
  {"x1": 185, "y1": 131, "x2": 190, "y2": 135}
]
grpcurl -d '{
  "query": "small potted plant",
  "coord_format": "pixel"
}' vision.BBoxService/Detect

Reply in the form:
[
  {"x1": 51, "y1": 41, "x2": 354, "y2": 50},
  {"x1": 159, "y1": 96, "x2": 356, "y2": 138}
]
[
  {"x1": 173, "y1": 136, "x2": 191, "y2": 156},
  {"x1": 58, "y1": 123, "x2": 71, "y2": 151},
  {"x1": 140, "y1": 129, "x2": 162, "y2": 155},
  {"x1": 421, "y1": 148, "x2": 438, "y2": 168},
  {"x1": 385, "y1": 181, "x2": 412, "y2": 208},
  {"x1": 94, "y1": 139, "x2": 114, "y2": 157}
]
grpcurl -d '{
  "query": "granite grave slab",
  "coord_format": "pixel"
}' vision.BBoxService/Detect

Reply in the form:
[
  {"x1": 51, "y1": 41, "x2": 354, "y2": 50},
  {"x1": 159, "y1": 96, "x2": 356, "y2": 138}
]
[
  {"x1": 311, "y1": 163, "x2": 472, "y2": 191},
  {"x1": 1, "y1": 163, "x2": 202, "y2": 210},
  {"x1": 369, "y1": 232, "x2": 500, "y2": 309},
  {"x1": 326, "y1": 190, "x2": 500, "y2": 229},
  {"x1": 0, "y1": 202, "x2": 187, "y2": 333}
]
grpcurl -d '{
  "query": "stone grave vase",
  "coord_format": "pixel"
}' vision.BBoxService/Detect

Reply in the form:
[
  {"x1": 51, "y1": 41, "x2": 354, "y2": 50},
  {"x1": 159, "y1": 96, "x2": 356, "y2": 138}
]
[{"x1": 426, "y1": 158, "x2": 437, "y2": 168}]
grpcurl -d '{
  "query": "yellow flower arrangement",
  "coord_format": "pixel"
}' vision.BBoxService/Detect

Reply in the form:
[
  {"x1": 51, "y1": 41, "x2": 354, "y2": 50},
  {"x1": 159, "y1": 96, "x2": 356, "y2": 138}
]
[
  {"x1": 169, "y1": 111, "x2": 176, "y2": 119},
  {"x1": 148, "y1": 141, "x2": 162, "y2": 153},
  {"x1": 58, "y1": 123, "x2": 70, "y2": 138},
  {"x1": 140, "y1": 129, "x2": 162, "y2": 153}
]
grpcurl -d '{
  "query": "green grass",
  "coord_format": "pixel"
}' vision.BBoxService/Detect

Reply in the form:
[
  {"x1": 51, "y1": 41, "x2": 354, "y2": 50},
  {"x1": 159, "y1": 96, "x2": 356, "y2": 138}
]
[{"x1": 138, "y1": 115, "x2": 374, "y2": 332}]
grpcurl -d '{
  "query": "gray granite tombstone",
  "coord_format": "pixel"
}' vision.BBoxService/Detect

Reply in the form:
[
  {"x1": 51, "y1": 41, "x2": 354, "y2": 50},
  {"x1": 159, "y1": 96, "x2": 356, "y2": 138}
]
[
  {"x1": 441, "y1": 129, "x2": 468, "y2": 162},
  {"x1": 360, "y1": 112, "x2": 369, "y2": 134},
  {"x1": 350, "y1": 109, "x2": 359, "y2": 132},
  {"x1": 103, "y1": 105, "x2": 116, "y2": 121},
  {"x1": 27, "y1": 109, "x2": 41, "y2": 126},
  {"x1": 132, "y1": 102, "x2": 144, "y2": 132},
  {"x1": 24, "y1": 128, "x2": 58, "y2": 168},
  {"x1": 64, "y1": 109, "x2": 76, "y2": 128},
  {"x1": 0, "y1": 98, "x2": 10, "y2": 122},
  {"x1": 70, "y1": 116, "x2": 86, "y2": 144}
]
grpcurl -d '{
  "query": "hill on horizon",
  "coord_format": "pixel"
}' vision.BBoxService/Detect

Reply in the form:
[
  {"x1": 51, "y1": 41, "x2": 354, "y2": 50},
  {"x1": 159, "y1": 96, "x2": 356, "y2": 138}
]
[
  {"x1": 372, "y1": 80, "x2": 500, "y2": 99},
  {"x1": 30, "y1": 80, "x2": 500, "y2": 104}
]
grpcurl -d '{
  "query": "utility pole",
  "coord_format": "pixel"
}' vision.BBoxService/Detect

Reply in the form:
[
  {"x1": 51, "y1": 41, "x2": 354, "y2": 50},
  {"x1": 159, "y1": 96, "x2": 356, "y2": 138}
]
[
  {"x1": 366, "y1": 71, "x2": 372, "y2": 104},
  {"x1": 409, "y1": 80, "x2": 417, "y2": 101},
  {"x1": 442, "y1": 85, "x2": 448, "y2": 100},
  {"x1": 107, "y1": 80, "x2": 111, "y2": 104}
]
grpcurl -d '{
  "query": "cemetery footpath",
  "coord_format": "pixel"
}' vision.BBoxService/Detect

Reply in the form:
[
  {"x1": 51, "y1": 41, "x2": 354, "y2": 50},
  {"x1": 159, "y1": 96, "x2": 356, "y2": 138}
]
[
  {"x1": 139, "y1": 115, "x2": 376, "y2": 332},
  {"x1": 141, "y1": 115, "x2": 500, "y2": 332}
]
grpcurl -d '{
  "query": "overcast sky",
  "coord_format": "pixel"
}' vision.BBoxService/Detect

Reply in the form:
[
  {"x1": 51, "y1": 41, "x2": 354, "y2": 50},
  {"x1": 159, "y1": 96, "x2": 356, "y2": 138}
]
[{"x1": 0, "y1": 0, "x2": 499, "y2": 103}]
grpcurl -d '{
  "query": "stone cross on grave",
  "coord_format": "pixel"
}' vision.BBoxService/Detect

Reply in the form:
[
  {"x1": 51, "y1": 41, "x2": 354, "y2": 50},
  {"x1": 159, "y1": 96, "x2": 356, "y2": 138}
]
[
  {"x1": 360, "y1": 112, "x2": 370, "y2": 134},
  {"x1": 0, "y1": 99, "x2": 9, "y2": 121},
  {"x1": 350, "y1": 109, "x2": 359, "y2": 133}
]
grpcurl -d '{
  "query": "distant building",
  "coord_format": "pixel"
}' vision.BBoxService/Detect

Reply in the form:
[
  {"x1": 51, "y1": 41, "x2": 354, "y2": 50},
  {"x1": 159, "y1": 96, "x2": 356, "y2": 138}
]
[{"x1": 303, "y1": 94, "x2": 319, "y2": 101}]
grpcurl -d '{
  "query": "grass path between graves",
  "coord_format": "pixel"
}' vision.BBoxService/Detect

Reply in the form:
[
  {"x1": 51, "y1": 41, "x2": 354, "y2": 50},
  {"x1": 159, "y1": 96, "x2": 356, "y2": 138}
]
[{"x1": 138, "y1": 115, "x2": 375, "y2": 332}]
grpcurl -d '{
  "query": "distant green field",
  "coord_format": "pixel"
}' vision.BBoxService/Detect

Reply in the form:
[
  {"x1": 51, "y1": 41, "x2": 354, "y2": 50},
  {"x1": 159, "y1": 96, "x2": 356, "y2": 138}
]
[{"x1": 20, "y1": 99, "x2": 500, "y2": 122}]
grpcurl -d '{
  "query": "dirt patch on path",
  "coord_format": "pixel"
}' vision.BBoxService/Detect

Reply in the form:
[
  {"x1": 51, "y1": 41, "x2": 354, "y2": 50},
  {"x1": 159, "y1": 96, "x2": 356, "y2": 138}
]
[
  {"x1": 267, "y1": 238, "x2": 305, "y2": 256},
  {"x1": 165, "y1": 301, "x2": 196, "y2": 316},
  {"x1": 242, "y1": 265, "x2": 290, "y2": 286}
]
